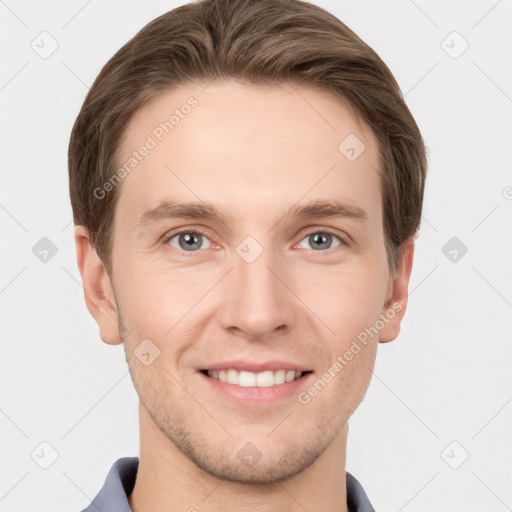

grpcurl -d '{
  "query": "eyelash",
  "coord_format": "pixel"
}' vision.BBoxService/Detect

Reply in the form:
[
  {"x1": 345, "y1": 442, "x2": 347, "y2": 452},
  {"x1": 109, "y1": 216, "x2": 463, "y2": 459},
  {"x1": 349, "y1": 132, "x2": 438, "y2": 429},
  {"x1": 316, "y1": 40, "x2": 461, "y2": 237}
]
[{"x1": 162, "y1": 227, "x2": 349, "y2": 256}]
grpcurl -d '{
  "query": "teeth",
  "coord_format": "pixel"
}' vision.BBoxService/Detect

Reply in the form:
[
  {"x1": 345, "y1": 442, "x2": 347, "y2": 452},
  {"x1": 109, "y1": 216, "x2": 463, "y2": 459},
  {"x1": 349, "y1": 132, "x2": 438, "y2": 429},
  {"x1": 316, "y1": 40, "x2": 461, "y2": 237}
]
[
  {"x1": 206, "y1": 368, "x2": 304, "y2": 387},
  {"x1": 286, "y1": 370, "x2": 296, "y2": 382},
  {"x1": 274, "y1": 369, "x2": 286, "y2": 385},
  {"x1": 239, "y1": 370, "x2": 257, "y2": 387}
]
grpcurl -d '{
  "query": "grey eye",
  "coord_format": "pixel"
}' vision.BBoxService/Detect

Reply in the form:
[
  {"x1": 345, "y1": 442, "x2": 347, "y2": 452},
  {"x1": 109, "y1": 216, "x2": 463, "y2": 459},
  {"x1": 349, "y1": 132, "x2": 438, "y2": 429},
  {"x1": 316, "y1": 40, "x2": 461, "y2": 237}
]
[
  {"x1": 298, "y1": 232, "x2": 341, "y2": 251},
  {"x1": 168, "y1": 232, "x2": 212, "y2": 251}
]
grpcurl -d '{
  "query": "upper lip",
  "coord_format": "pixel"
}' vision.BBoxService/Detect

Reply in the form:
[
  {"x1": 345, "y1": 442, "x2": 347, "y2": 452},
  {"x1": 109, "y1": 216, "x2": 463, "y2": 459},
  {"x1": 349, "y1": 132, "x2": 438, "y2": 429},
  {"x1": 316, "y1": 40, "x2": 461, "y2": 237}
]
[{"x1": 199, "y1": 360, "x2": 312, "y2": 373}]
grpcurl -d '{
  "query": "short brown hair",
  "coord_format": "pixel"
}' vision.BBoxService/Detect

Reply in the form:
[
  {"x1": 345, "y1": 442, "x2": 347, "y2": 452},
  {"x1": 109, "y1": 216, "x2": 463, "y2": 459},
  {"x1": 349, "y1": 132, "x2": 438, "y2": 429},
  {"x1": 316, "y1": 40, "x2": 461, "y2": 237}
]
[{"x1": 68, "y1": 0, "x2": 427, "y2": 277}]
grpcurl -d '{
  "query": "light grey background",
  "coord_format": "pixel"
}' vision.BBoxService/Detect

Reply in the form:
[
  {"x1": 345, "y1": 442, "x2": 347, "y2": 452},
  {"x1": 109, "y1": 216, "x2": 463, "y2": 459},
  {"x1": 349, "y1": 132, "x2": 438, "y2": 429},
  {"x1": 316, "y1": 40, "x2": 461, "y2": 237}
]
[{"x1": 1, "y1": 1, "x2": 511, "y2": 511}]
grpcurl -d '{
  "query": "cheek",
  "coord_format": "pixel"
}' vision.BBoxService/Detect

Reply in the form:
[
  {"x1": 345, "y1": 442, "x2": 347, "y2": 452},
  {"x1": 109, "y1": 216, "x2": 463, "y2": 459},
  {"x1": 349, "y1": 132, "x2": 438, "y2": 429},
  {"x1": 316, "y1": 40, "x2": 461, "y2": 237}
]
[
  {"x1": 116, "y1": 259, "x2": 219, "y2": 343},
  {"x1": 338, "y1": 340, "x2": 377, "y2": 410},
  {"x1": 115, "y1": 246, "x2": 388, "y2": 354},
  {"x1": 297, "y1": 263, "x2": 386, "y2": 339}
]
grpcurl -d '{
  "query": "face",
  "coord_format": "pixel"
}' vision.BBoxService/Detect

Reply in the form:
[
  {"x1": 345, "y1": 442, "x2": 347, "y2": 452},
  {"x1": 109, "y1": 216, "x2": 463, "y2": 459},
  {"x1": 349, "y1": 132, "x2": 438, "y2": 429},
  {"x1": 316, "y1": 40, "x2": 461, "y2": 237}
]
[{"x1": 97, "y1": 80, "x2": 405, "y2": 483}]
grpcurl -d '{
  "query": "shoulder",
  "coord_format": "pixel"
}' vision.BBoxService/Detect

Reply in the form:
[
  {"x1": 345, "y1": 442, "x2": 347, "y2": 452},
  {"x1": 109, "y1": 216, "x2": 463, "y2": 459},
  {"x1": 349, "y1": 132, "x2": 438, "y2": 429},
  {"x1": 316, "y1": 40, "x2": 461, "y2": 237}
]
[
  {"x1": 79, "y1": 457, "x2": 139, "y2": 512},
  {"x1": 346, "y1": 471, "x2": 376, "y2": 512}
]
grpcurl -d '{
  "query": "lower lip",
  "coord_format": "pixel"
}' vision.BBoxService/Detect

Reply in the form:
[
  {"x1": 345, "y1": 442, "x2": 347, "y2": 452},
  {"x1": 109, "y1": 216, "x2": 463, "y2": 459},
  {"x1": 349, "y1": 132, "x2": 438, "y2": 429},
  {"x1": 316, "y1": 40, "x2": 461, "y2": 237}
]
[{"x1": 198, "y1": 371, "x2": 313, "y2": 405}]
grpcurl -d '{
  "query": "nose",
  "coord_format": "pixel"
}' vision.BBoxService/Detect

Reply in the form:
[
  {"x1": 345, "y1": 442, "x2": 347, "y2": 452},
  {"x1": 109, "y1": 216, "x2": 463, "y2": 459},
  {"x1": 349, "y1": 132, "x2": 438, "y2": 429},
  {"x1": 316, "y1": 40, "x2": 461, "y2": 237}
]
[{"x1": 218, "y1": 245, "x2": 296, "y2": 341}]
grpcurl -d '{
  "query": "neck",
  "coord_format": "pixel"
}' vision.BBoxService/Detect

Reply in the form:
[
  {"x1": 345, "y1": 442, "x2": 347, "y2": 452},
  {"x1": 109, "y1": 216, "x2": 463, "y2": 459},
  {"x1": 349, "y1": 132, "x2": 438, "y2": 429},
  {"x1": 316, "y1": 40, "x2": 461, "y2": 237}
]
[{"x1": 129, "y1": 403, "x2": 349, "y2": 512}]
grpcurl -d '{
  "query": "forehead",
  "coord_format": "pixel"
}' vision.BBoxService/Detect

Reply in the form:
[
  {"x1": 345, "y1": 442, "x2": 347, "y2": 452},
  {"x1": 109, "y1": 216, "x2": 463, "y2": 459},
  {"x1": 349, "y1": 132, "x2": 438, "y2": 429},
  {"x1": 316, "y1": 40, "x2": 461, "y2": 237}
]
[{"x1": 115, "y1": 80, "x2": 382, "y2": 226}]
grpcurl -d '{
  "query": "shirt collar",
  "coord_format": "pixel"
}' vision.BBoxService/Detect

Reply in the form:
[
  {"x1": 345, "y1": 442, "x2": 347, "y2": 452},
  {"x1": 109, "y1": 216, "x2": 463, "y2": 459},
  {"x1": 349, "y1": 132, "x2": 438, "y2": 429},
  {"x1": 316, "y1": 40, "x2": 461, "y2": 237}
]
[{"x1": 81, "y1": 457, "x2": 375, "y2": 512}]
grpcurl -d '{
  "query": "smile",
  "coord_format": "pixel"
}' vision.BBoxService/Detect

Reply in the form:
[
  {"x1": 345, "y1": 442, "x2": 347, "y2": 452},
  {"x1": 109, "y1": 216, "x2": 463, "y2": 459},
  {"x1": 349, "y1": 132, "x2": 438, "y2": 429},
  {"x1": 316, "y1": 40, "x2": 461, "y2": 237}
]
[{"x1": 205, "y1": 369, "x2": 306, "y2": 387}]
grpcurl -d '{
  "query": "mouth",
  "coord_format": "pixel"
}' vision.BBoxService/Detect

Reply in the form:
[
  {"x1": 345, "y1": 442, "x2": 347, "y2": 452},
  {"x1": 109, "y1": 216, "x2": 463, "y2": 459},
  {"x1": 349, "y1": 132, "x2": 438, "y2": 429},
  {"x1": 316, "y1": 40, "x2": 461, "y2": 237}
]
[
  {"x1": 196, "y1": 360, "x2": 314, "y2": 404},
  {"x1": 200, "y1": 368, "x2": 313, "y2": 388}
]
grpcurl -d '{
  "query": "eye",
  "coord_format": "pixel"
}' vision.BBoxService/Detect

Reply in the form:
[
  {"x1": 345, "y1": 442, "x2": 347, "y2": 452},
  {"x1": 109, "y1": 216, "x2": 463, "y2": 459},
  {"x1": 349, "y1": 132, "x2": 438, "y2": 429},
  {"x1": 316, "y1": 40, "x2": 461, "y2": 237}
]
[
  {"x1": 297, "y1": 231, "x2": 343, "y2": 251},
  {"x1": 166, "y1": 231, "x2": 212, "y2": 252}
]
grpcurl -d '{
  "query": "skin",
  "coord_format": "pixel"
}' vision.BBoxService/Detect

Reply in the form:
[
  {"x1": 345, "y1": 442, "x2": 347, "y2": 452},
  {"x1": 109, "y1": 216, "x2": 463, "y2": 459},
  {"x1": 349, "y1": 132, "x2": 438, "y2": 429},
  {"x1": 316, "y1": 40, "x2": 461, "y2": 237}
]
[{"x1": 75, "y1": 80, "x2": 414, "y2": 512}]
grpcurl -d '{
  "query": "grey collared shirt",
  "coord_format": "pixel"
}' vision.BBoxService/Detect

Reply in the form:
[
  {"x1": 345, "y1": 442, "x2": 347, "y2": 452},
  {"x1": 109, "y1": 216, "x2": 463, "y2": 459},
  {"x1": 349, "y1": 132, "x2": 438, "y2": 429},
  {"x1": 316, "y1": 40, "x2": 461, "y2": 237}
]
[{"x1": 81, "y1": 457, "x2": 376, "y2": 512}]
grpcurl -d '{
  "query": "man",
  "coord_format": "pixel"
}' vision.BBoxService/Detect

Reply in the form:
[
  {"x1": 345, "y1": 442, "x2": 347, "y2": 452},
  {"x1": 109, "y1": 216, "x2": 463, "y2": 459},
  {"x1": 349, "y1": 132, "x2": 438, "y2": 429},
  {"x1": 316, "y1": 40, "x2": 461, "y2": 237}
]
[{"x1": 69, "y1": 0, "x2": 427, "y2": 510}]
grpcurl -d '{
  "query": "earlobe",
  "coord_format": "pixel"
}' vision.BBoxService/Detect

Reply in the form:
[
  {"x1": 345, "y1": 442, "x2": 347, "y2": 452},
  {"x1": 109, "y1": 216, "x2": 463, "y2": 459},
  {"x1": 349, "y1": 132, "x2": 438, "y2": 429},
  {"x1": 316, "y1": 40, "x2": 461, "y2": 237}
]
[
  {"x1": 378, "y1": 238, "x2": 415, "y2": 344},
  {"x1": 74, "y1": 225, "x2": 123, "y2": 345}
]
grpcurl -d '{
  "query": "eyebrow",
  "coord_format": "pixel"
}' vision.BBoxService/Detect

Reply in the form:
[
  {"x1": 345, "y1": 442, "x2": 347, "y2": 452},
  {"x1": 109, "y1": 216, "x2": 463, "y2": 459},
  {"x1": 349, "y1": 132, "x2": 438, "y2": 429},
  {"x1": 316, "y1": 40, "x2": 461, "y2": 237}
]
[{"x1": 137, "y1": 198, "x2": 368, "y2": 227}]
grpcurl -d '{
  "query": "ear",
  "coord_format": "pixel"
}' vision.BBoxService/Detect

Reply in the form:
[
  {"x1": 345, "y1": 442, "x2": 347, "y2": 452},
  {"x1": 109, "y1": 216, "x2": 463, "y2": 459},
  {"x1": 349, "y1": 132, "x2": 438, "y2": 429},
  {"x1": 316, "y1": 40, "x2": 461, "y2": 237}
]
[
  {"x1": 378, "y1": 237, "x2": 415, "y2": 344},
  {"x1": 74, "y1": 225, "x2": 122, "y2": 345}
]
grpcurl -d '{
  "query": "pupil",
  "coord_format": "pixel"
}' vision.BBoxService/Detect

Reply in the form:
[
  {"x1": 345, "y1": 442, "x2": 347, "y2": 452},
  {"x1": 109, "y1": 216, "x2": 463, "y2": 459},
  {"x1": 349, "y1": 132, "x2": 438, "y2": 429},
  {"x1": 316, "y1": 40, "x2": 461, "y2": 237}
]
[
  {"x1": 180, "y1": 233, "x2": 201, "y2": 250},
  {"x1": 311, "y1": 233, "x2": 331, "y2": 250}
]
